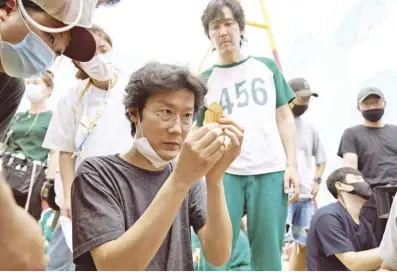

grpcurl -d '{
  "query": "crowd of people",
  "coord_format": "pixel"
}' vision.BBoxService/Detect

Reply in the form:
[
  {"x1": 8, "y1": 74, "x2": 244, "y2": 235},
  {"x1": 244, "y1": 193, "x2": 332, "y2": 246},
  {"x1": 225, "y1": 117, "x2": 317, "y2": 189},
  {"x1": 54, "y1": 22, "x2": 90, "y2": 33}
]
[{"x1": 0, "y1": 0, "x2": 396, "y2": 271}]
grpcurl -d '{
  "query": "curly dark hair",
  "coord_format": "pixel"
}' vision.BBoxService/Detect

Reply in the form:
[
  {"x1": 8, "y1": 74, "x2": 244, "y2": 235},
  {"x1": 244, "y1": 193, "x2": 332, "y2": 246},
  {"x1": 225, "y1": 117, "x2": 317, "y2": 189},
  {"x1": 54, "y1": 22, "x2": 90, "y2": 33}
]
[
  {"x1": 124, "y1": 62, "x2": 208, "y2": 137},
  {"x1": 326, "y1": 167, "x2": 363, "y2": 198},
  {"x1": 201, "y1": 0, "x2": 247, "y2": 47}
]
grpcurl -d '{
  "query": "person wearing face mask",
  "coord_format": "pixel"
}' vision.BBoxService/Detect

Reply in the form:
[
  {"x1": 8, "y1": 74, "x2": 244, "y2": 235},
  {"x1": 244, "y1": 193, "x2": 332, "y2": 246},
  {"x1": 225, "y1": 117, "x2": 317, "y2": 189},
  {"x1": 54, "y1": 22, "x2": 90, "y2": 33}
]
[
  {"x1": 0, "y1": 0, "x2": 118, "y2": 270},
  {"x1": 0, "y1": 0, "x2": 96, "y2": 139},
  {"x1": 70, "y1": 62, "x2": 241, "y2": 271},
  {"x1": 42, "y1": 24, "x2": 131, "y2": 271},
  {"x1": 337, "y1": 87, "x2": 397, "y2": 245},
  {"x1": 306, "y1": 167, "x2": 382, "y2": 271},
  {"x1": 284, "y1": 78, "x2": 326, "y2": 271},
  {"x1": 2, "y1": 70, "x2": 58, "y2": 220}
]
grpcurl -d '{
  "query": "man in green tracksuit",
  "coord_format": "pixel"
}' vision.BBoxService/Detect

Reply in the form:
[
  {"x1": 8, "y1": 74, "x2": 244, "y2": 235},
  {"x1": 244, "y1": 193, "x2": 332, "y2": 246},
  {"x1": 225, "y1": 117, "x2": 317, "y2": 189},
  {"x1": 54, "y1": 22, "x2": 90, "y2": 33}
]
[{"x1": 197, "y1": 0, "x2": 300, "y2": 270}]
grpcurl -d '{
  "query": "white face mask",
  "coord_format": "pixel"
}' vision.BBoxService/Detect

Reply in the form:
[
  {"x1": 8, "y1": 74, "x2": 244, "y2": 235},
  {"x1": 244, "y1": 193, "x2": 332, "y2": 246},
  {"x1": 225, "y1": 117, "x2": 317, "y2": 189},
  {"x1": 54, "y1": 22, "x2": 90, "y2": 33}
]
[
  {"x1": 134, "y1": 118, "x2": 171, "y2": 169},
  {"x1": 25, "y1": 84, "x2": 46, "y2": 103},
  {"x1": 79, "y1": 53, "x2": 115, "y2": 81}
]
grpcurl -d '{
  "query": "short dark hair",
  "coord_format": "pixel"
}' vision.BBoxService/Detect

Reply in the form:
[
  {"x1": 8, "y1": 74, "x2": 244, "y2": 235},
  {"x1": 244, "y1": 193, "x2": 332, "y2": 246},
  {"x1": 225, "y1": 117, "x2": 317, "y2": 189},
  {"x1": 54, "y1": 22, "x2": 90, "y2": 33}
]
[
  {"x1": 124, "y1": 62, "x2": 208, "y2": 137},
  {"x1": 326, "y1": 167, "x2": 363, "y2": 198},
  {"x1": 201, "y1": 0, "x2": 246, "y2": 47}
]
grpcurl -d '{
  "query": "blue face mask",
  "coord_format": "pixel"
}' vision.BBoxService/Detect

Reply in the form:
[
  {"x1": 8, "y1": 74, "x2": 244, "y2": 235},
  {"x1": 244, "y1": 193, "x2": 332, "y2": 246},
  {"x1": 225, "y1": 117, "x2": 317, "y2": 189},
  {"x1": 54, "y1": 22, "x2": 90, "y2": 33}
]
[{"x1": 0, "y1": 9, "x2": 56, "y2": 78}]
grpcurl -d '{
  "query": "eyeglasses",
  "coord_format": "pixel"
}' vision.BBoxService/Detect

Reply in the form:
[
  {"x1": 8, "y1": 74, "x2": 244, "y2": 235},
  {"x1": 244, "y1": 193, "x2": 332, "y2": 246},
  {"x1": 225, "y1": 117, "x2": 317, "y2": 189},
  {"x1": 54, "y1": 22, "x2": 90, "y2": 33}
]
[{"x1": 145, "y1": 107, "x2": 196, "y2": 131}]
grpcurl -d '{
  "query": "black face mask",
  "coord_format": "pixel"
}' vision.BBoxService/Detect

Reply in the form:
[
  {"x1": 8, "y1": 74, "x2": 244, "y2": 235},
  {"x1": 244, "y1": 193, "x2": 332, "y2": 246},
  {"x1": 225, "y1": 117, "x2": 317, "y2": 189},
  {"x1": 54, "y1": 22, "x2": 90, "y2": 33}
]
[
  {"x1": 362, "y1": 108, "x2": 384, "y2": 122},
  {"x1": 343, "y1": 181, "x2": 372, "y2": 200},
  {"x1": 292, "y1": 104, "x2": 308, "y2": 116}
]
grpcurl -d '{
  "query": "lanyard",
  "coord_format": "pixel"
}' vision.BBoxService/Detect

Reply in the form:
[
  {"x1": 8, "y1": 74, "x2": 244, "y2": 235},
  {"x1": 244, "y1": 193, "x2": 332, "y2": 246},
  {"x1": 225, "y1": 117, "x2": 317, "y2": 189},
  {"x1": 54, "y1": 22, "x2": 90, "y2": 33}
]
[{"x1": 71, "y1": 77, "x2": 114, "y2": 158}]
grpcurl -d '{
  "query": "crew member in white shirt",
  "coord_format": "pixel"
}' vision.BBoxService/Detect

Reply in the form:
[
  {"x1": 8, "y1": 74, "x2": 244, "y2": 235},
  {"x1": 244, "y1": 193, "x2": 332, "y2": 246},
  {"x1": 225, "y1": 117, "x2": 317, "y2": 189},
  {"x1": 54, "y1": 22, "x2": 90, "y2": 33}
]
[{"x1": 42, "y1": 24, "x2": 131, "y2": 271}]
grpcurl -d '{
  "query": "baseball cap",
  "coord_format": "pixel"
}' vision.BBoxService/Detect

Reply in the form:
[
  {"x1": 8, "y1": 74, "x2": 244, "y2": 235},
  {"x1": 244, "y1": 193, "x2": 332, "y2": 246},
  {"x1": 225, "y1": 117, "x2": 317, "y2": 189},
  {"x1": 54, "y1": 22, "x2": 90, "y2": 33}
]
[
  {"x1": 288, "y1": 78, "x2": 318, "y2": 97},
  {"x1": 24, "y1": 0, "x2": 97, "y2": 62},
  {"x1": 30, "y1": 0, "x2": 97, "y2": 27},
  {"x1": 357, "y1": 87, "x2": 385, "y2": 104}
]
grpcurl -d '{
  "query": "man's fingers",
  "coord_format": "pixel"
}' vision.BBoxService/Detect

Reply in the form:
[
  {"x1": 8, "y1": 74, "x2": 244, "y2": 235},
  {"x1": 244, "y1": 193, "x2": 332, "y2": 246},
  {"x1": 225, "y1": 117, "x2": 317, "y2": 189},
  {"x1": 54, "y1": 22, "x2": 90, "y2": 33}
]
[
  {"x1": 220, "y1": 124, "x2": 243, "y2": 139},
  {"x1": 287, "y1": 193, "x2": 299, "y2": 205},
  {"x1": 208, "y1": 144, "x2": 226, "y2": 163},
  {"x1": 283, "y1": 177, "x2": 290, "y2": 194},
  {"x1": 219, "y1": 117, "x2": 244, "y2": 133},
  {"x1": 202, "y1": 134, "x2": 225, "y2": 157},
  {"x1": 190, "y1": 123, "x2": 220, "y2": 141},
  {"x1": 223, "y1": 129, "x2": 240, "y2": 147},
  {"x1": 196, "y1": 127, "x2": 224, "y2": 149}
]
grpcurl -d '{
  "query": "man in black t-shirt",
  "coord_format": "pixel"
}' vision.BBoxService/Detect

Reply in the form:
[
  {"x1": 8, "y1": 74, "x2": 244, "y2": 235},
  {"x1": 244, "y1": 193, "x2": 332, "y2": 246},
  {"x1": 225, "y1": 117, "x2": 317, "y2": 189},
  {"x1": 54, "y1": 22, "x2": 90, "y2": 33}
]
[
  {"x1": 306, "y1": 167, "x2": 382, "y2": 271},
  {"x1": 71, "y1": 62, "x2": 243, "y2": 271},
  {"x1": 337, "y1": 87, "x2": 397, "y2": 244}
]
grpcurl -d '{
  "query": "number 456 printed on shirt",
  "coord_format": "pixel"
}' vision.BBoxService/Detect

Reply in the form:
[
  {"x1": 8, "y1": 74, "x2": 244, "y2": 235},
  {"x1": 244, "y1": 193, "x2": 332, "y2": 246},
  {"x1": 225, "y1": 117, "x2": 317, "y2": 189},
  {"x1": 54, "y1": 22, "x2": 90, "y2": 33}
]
[{"x1": 219, "y1": 77, "x2": 268, "y2": 115}]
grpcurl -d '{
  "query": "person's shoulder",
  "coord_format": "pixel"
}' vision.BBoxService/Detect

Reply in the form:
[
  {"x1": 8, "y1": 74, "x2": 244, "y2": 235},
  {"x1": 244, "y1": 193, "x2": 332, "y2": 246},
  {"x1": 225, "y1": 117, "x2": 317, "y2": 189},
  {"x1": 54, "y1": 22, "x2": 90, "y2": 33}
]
[
  {"x1": 312, "y1": 202, "x2": 343, "y2": 224},
  {"x1": 251, "y1": 56, "x2": 278, "y2": 71},
  {"x1": 385, "y1": 124, "x2": 397, "y2": 131},
  {"x1": 342, "y1": 125, "x2": 364, "y2": 136},
  {"x1": 297, "y1": 115, "x2": 315, "y2": 127},
  {"x1": 59, "y1": 78, "x2": 89, "y2": 103},
  {"x1": 200, "y1": 67, "x2": 215, "y2": 83},
  {"x1": 76, "y1": 155, "x2": 121, "y2": 176},
  {"x1": 43, "y1": 110, "x2": 53, "y2": 116}
]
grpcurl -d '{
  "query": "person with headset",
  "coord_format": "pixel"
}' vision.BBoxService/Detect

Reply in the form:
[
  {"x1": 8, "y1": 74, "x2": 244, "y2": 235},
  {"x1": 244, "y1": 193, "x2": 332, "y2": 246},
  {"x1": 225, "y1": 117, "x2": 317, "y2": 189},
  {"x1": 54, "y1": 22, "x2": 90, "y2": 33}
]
[{"x1": 0, "y1": 0, "x2": 119, "y2": 270}]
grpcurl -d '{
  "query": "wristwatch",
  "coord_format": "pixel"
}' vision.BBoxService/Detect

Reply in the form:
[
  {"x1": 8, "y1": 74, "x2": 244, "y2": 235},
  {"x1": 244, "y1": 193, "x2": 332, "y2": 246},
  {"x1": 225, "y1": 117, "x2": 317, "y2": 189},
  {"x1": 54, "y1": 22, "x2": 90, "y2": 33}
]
[{"x1": 314, "y1": 177, "x2": 322, "y2": 184}]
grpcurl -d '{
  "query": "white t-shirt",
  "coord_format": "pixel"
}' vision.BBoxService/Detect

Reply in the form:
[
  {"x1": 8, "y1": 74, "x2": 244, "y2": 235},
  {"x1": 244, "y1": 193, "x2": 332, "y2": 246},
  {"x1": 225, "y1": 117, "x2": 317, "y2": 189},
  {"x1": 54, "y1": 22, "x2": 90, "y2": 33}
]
[
  {"x1": 42, "y1": 75, "x2": 132, "y2": 208},
  {"x1": 199, "y1": 56, "x2": 295, "y2": 175},
  {"x1": 295, "y1": 116, "x2": 326, "y2": 198}
]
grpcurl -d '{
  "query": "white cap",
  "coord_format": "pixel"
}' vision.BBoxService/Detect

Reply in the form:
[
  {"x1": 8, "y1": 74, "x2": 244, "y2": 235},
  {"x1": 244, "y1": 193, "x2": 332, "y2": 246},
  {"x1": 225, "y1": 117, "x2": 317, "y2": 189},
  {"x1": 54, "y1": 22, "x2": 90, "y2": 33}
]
[{"x1": 30, "y1": 0, "x2": 98, "y2": 27}]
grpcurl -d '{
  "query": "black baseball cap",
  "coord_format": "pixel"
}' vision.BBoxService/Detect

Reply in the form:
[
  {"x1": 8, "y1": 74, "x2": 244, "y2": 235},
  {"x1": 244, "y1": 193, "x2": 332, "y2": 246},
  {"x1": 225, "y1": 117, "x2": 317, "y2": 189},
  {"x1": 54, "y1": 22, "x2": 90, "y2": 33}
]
[{"x1": 288, "y1": 78, "x2": 318, "y2": 97}]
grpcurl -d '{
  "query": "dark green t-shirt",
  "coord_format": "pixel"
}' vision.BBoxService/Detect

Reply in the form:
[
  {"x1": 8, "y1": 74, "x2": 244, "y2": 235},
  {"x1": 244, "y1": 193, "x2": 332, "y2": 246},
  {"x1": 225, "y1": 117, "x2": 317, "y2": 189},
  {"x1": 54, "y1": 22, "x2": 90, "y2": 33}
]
[{"x1": 6, "y1": 111, "x2": 53, "y2": 162}]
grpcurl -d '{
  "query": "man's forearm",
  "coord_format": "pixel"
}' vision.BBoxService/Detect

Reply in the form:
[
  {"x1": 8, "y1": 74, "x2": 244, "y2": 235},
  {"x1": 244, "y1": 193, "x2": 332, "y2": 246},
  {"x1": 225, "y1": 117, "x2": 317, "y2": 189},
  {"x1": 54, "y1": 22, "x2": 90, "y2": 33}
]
[
  {"x1": 276, "y1": 111, "x2": 297, "y2": 165},
  {"x1": 59, "y1": 152, "x2": 76, "y2": 201},
  {"x1": 314, "y1": 163, "x2": 325, "y2": 179},
  {"x1": 201, "y1": 181, "x2": 232, "y2": 267},
  {"x1": 353, "y1": 248, "x2": 382, "y2": 271},
  {"x1": 91, "y1": 172, "x2": 192, "y2": 271}
]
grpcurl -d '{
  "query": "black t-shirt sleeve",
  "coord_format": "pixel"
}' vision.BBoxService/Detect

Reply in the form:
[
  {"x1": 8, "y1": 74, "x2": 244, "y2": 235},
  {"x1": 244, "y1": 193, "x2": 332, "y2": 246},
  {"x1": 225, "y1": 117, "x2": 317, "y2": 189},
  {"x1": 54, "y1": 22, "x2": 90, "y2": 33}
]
[
  {"x1": 337, "y1": 128, "x2": 357, "y2": 158},
  {"x1": 189, "y1": 180, "x2": 207, "y2": 233},
  {"x1": 0, "y1": 76, "x2": 25, "y2": 140},
  {"x1": 72, "y1": 171, "x2": 125, "y2": 266},
  {"x1": 315, "y1": 214, "x2": 355, "y2": 257}
]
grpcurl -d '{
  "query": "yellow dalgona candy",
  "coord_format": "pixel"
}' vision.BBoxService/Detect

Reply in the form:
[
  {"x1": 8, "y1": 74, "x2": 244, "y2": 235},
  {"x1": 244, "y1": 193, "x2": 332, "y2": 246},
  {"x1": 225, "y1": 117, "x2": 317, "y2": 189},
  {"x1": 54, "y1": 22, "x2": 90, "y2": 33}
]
[{"x1": 203, "y1": 102, "x2": 223, "y2": 125}]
